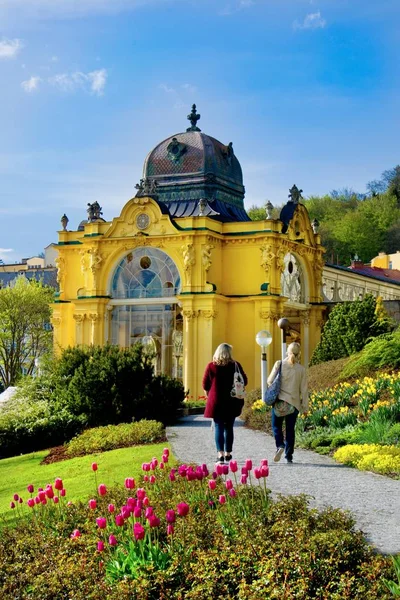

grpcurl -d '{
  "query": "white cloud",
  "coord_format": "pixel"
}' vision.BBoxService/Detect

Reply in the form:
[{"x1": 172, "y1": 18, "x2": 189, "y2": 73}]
[
  {"x1": 21, "y1": 76, "x2": 41, "y2": 92},
  {"x1": 48, "y1": 69, "x2": 107, "y2": 95},
  {"x1": 0, "y1": 248, "x2": 14, "y2": 262},
  {"x1": 219, "y1": 0, "x2": 255, "y2": 16},
  {"x1": 0, "y1": 38, "x2": 23, "y2": 58},
  {"x1": 159, "y1": 83, "x2": 175, "y2": 94},
  {"x1": 181, "y1": 83, "x2": 197, "y2": 95},
  {"x1": 293, "y1": 11, "x2": 326, "y2": 30}
]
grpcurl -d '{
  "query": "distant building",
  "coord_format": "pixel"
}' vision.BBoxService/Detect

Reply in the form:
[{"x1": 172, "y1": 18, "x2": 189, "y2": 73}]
[
  {"x1": 0, "y1": 246, "x2": 58, "y2": 289},
  {"x1": 371, "y1": 251, "x2": 400, "y2": 271}
]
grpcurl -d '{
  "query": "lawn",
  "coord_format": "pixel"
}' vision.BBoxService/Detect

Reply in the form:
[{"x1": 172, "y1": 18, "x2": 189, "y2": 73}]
[{"x1": 0, "y1": 442, "x2": 170, "y2": 525}]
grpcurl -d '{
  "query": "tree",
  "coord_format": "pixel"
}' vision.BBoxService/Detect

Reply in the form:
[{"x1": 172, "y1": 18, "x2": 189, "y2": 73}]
[{"x1": 0, "y1": 277, "x2": 53, "y2": 387}]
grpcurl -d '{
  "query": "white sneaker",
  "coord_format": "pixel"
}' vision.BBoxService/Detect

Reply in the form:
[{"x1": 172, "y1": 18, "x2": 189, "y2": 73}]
[{"x1": 274, "y1": 447, "x2": 284, "y2": 463}]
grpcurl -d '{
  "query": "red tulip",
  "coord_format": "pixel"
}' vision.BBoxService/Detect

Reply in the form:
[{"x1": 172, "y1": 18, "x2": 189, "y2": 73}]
[
  {"x1": 216, "y1": 464, "x2": 224, "y2": 476},
  {"x1": 162, "y1": 454, "x2": 168, "y2": 463},
  {"x1": 208, "y1": 479, "x2": 217, "y2": 491},
  {"x1": 45, "y1": 486, "x2": 54, "y2": 499},
  {"x1": 98, "y1": 484, "x2": 107, "y2": 497},
  {"x1": 108, "y1": 503, "x2": 115, "y2": 513},
  {"x1": 169, "y1": 471, "x2": 176, "y2": 482},
  {"x1": 177, "y1": 502, "x2": 189, "y2": 517},
  {"x1": 108, "y1": 534, "x2": 117, "y2": 546},
  {"x1": 96, "y1": 517, "x2": 107, "y2": 529},
  {"x1": 178, "y1": 465, "x2": 187, "y2": 477},
  {"x1": 27, "y1": 484, "x2": 34, "y2": 494},
  {"x1": 143, "y1": 475, "x2": 149, "y2": 482},
  {"x1": 97, "y1": 540, "x2": 105, "y2": 551},
  {"x1": 137, "y1": 488, "x2": 146, "y2": 500},
  {"x1": 133, "y1": 522, "x2": 145, "y2": 541},
  {"x1": 160, "y1": 462, "x2": 165, "y2": 470},
  {"x1": 166, "y1": 509, "x2": 176, "y2": 523},
  {"x1": 124, "y1": 477, "x2": 135, "y2": 490},
  {"x1": 34, "y1": 496, "x2": 40, "y2": 505},
  {"x1": 60, "y1": 488, "x2": 66, "y2": 497},
  {"x1": 18, "y1": 497, "x2": 23, "y2": 504},
  {"x1": 260, "y1": 459, "x2": 268, "y2": 467},
  {"x1": 218, "y1": 495, "x2": 226, "y2": 505},
  {"x1": 151, "y1": 458, "x2": 158, "y2": 469},
  {"x1": 145, "y1": 507, "x2": 154, "y2": 519},
  {"x1": 115, "y1": 514, "x2": 124, "y2": 526},
  {"x1": 133, "y1": 506, "x2": 142, "y2": 518},
  {"x1": 10, "y1": 502, "x2": 15, "y2": 509},
  {"x1": 241, "y1": 467, "x2": 248, "y2": 476},
  {"x1": 70, "y1": 529, "x2": 81, "y2": 538},
  {"x1": 121, "y1": 506, "x2": 130, "y2": 519},
  {"x1": 148, "y1": 514, "x2": 160, "y2": 528},
  {"x1": 89, "y1": 499, "x2": 97, "y2": 510},
  {"x1": 142, "y1": 463, "x2": 150, "y2": 472},
  {"x1": 91, "y1": 463, "x2": 98, "y2": 472},
  {"x1": 229, "y1": 488, "x2": 237, "y2": 498},
  {"x1": 163, "y1": 448, "x2": 170, "y2": 456},
  {"x1": 261, "y1": 465, "x2": 269, "y2": 478},
  {"x1": 27, "y1": 498, "x2": 35, "y2": 508},
  {"x1": 254, "y1": 468, "x2": 262, "y2": 480},
  {"x1": 225, "y1": 479, "x2": 233, "y2": 490},
  {"x1": 222, "y1": 465, "x2": 229, "y2": 476},
  {"x1": 41, "y1": 497, "x2": 47, "y2": 505},
  {"x1": 53, "y1": 496, "x2": 59, "y2": 504},
  {"x1": 149, "y1": 475, "x2": 156, "y2": 484},
  {"x1": 240, "y1": 475, "x2": 248, "y2": 485},
  {"x1": 167, "y1": 524, "x2": 174, "y2": 536},
  {"x1": 229, "y1": 460, "x2": 238, "y2": 473},
  {"x1": 13, "y1": 494, "x2": 19, "y2": 502},
  {"x1": 245, "y1": 459, "x2": 253, "y2": 470},
  {"x1": 54, "y1": 478, "x2": 63, "y2": 491}
]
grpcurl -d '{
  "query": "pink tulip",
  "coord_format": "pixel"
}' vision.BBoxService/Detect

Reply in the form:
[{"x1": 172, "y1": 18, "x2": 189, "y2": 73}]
[
  {"x1": 142, "y1": 463, "x2": 150, "y2": 472},
  {"x1": 60, "y1": 489, "x2": 66, "y2": 497},
  {"x1": 115, "y1": 514, "x2": 124, "y2": 526},
  {"x1": 225, "y1": 479, "x2": 233, "y2": 490},
  {"x1": 133, "y1": 506, "x2": 142, "y2": 518},
  {"x1": 149, "y1": 514, "x2": 160, "y2": 528},
  {"x1": 163, "y1": 448, "x2": 170, "y2": 456},
  {"x1": 27, "y1": 484, "x2": 34, "y2": 494},
  {"x1": 169, "y1": 471, "x2": 176, "y2": 482},
  {"x1": 145, "y1": 507, "x2": 154, "y2": 519},
  {"x1": 240, "y1": 475, "x2": 248, "y2": 485},
  {"x1": 18, "y1": 497, "x2": 23, "y2": 504},
  {"x1": 89, "y1": 499, "x2": 97, "y2": 510},
  {"x1": 254, "y1": 468, "x2": 262, "y2": 480},
  {"x1": 121, "y1": 506, "x2": 130, "y2": 519},
  {"x1": 260, "y1": 459, "x2": 268, "y2": 467},
  {"x1": 245, "y1": 459, "x2": 252, "y2": 470},
  {"x1": 162, "y1": 454, "x2": 168, "y2": 464},
  {"x1": 136, "y1": 488, "x2": 146, "y2": 500},
  {"x1": 108, "y1": 534, "x2": 117, "y2": 546},
  {"x1": 108, "y1": 503, "x2": 115, "y2": 513},
  {"x1": 34, "y1": 496, "x2": 40, "y2": 505},
  {"x1": 149, "y1": 475, "x2": 156, "y2": 484},
  {"x1": 127, "y1": 497, "x2": 136, "y2": 508},
  {"x1": 241, "y1": 467, "x2": 248, "y2": 476},
  {"x1": 166, "y1": 509, "x2": 176, "y2": 523},
  {"x1": 261, "y1": 466, "x2": 269, "y2": 478},
  {"x1": 13, "y1": 494, "x2": 19, "y2": 502},
  {"x1": 218, "y1": 495, "x2": 226, "y2": 505},
  {"x1": 54, "y1": 478, "x2": 63, "y2": 491},
  {"x1": 151, "y1": 458, "x2": 158, "y2": 469},
  {"x1": 222, "y1": 465, "x2": 229, "y2": 476},
  {"x1": 91, "y1": 463, "x2": 98, "y2": 472},
  {"x1": 177, "y1": 502, "x2": 189, "y2": 517},
  {"x1": 212, "y1": 471, "x2": 218, "y2": 479},
  {"x1": 53, "y1": 496, "x2": 59, "y2": 504},
  {"x1": 160, "y1": 462, "x2": 165, "y2": 470},
  {"x1": 208, "y1": 479, "x2": 217, "y2": 491},
  {"x1": 229, "y1": 460, "x2": 238, "y2": 473},
  {"x1": 41, "y1": 497, "x2": 47, "y2": 505},
  {"x1": 96, "y1": 517, "x2": 107, "y2": 529},
  {"x1": 229, "y1": 488, "x2": 237, "y2": 498},
  {"x1": 71, "y1": 529, "x2": 81, "y2": 538},
  {"x1": 67, "y1": 501, "x2": 73, "y2": 506},
  {"x1": 202, "y1": 464, "x2": 209, "y2": 476},
  {"x1": 143, "y1": 475, "x2": 149, "y2": 482},
  {"x1": 167, "y1": 524, "x2": 174, "y2": 536},
  {"x1": 10, "y1": 502, "x2": 15, "y2": 509},
  {"x1": 216, "y1": 464, "x2": 224, "y2": 476},
  {"x1": 98, "y1": 484, "x2": 107, "y2": 497},
  {"x1": 27, "y1": 498, "x2": 35, "y2": 508},
  {"x1": 124, "y1": 478, "x2": 135, "y2": 490},
  {"x1": 133, "y1": 522, "x2": 145, "y2": 541},
  {"x1": 45, "y1": 486, "x2": 54, "y2": 499},
  {"x1": 97, "y1": 541, "x2": 105, "y2": 552},
  {"x1": 178, "y1": 465, "x2": 187, "y2": 477}
]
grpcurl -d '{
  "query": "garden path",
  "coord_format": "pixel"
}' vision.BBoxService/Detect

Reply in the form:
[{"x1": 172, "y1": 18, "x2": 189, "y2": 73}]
[{"x1": 166, "y1": 415, "x2": 400, "y2": 555}]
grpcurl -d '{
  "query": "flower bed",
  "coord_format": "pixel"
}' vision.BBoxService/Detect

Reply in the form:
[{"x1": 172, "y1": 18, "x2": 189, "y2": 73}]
[{"x1": 0, "y1": 452, "x2": 395, "y2": 599}]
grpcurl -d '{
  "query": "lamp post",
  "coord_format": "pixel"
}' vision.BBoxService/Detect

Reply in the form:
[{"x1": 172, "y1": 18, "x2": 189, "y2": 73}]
[
  {"x1": 255, "y1": 330, "x2": 273, "y2": 401},
  {"x1": 277, "y1": 318, "x2": 290, "y2": 361}
]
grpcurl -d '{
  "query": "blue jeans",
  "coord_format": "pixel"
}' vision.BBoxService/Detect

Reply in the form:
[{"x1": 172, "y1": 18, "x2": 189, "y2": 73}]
[
  {"x1": 214, "y1": 417, "x2": 236, "y2": 453},
  {"x1": 271, "y1": 407, "x2": 299, "y2": 461}
]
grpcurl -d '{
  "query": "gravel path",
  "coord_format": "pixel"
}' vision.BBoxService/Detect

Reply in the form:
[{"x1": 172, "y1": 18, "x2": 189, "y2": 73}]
[{"x1": 166, "y1": 415, "x2": 400, "y2": 555}]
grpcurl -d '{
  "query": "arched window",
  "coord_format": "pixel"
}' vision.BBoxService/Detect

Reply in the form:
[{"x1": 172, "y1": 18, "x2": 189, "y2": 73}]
[
  {"x1": 281, "y1": 252, "x2": 306, "y2": 303},
  {"x1": 111, "y1": 247, "x2": 181, "y2": 299}
]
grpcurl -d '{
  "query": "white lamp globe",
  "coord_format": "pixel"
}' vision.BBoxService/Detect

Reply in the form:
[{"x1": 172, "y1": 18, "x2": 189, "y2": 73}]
[{"x1": 255, "y1": 330, "x2": 273, "y2": 350}]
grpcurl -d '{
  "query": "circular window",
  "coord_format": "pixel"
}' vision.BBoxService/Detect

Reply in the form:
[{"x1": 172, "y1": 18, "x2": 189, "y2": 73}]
[
  {"x1": 140, "y1": 256, "x2": 151, "y2": 269},
  {"x1": 136, "y1": 213, "x2": 150, "y2": 230}
]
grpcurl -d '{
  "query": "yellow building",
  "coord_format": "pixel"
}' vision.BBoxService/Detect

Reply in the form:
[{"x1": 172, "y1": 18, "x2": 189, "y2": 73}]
[
  {"x1": 52, "y1": 106, "x2": 325, "y2": 397},
  {"x1": 371, "y1": 251, "x2": 400, "y2": 271}
]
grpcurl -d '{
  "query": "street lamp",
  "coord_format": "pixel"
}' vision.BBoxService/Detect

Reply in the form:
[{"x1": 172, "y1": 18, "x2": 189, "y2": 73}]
[
  {"x1": 255, "y1": 330, "x2": 273, "y2": 401},
  {"x1": 278, "y1": 318, "x2": 290, "y2": 361}
]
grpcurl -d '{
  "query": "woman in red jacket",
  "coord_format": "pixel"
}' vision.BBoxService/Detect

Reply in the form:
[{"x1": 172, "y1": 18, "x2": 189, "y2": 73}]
[{"x1": 202, "y1": 343, "x2": 248, "y2": 464}]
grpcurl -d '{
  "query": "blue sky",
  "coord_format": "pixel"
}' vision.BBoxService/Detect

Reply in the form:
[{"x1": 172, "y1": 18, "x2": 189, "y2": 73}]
[{"x1": 0, "y1": 0, "x2": 399, "y2": 262}]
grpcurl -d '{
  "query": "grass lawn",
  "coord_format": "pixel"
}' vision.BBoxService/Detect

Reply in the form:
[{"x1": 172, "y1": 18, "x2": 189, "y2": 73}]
[{"x1": 0, "y1": 442, "x2": 170, "y2": 525}]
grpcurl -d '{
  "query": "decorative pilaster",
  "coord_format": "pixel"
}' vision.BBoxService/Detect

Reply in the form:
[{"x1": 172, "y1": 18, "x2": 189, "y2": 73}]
[
  {"x1": 182, "y1": 308, "x2": 200, "y2": 396},
  {"x1": 88, "y1": 313, "x2": 101, "y2": 345},
  {"x1": 73, "y1": 313, "x2": 85, "y2": 345},
  {"x1": 104, "y1": 305, "x2": 114, "y2": 343},
  {"x1": 300, "y1": 310, "x2": 311, "y2": 366}
]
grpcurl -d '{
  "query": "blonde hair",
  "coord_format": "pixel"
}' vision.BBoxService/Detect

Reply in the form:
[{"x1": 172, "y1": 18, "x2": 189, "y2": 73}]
[
  {"x1": 213, "y1": 343, "x2": 233, "y2": 366},
  {"x1": 287, "y1": 342, "x2": 301, "y2": 365}
]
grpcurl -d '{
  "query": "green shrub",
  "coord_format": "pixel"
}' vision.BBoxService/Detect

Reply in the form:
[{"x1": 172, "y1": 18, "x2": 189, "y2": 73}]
[
  {"x1": 66, "y1": 420, "x2": 165, "y2": 457},
  {"x1": 386, "y1": 423, "x2": 400, "y2": 445},
  {"x1": 340, "y1": 328, "x2": 400, "y2": 378},
  {"x1": 310, "y1": 295, "x2": 391, "y2": 365},
  {"x1": 241, "y1": 387, "x2": 272, "y2": 433}
]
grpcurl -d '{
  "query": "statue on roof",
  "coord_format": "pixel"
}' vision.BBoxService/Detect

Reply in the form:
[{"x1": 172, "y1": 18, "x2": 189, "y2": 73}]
[
  {"x1": 186, "y1": 104, "x2": 201, "y2": 132},
  {"x1": 87, "y1": 201, "x2": 103, "y2": 222},
  {"x1": 135, "y1": 178, "x2": 158, "y2": 198},
  {"x1": 288, "y1": 185, "x2": 303, "y2": 204}
]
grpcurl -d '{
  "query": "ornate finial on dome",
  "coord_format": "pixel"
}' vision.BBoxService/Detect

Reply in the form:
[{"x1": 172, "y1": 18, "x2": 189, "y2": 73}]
[
  {"x1": 186, "y1": 104, "x2": 201, "y2": 132},
  {"x1": 288, "y1": 184, "x2": 303, "y2": 204}
]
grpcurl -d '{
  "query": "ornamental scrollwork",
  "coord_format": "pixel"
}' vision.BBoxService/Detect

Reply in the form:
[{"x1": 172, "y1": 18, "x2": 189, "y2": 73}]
[
  {"x1": 182, "y1": 310, "x2": 200, "y2": 320},
  {"x1": 73, "y1": 314, "x2": 85, "y2": 323},
  {"x1": 202, "y1": 244, "x2": 214, "y2": 273},
  {"x1": 259, "y1": 311, "x2": 279, "y2": 322},
  {"x1": 300, "y1": 310, "x2": 311, "y2": 326},
  {"x1": 275, "y1": 248, "x2": 286, "y2": 273},
  {"x1": 260, "y1": 245, "x2": 275, "y2": 275},
  {"x1": 88, "y1": 313, "x2": 101, "y2": 322},
  {"x1": 201, "y1": 310, "x2": 218, "y2": 320}
]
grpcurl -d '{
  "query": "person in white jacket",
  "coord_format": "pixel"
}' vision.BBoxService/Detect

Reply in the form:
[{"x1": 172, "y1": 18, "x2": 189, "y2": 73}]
[{"x1": 267, "y1": 342, "x2": 308, "y2": 464}]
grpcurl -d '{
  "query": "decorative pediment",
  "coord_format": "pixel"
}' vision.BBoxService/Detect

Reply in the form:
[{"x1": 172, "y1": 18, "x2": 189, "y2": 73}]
[
  {"x1": 286, "y1": 204, "x2": 317, "y2": 247},
  {"x1": 103, "y1": 197, "x2": 177, "y2": 239}
]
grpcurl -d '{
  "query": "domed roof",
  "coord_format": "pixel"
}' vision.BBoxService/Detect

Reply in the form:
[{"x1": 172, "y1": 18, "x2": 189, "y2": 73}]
[{"x1": 140, "y1": 105, "x2": 249, "y2": 222}]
